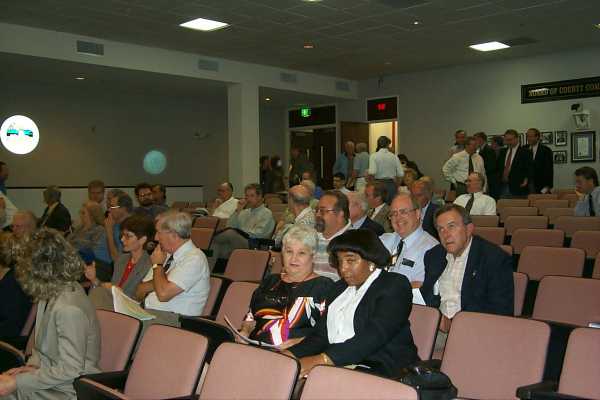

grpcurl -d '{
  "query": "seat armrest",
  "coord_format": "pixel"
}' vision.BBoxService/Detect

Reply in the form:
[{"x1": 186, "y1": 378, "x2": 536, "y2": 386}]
[
  {"x1": 530, "y1": 392, "x2": 586, "y2": 400},
  {"x1": 74, "y1": 376, "x2": 129, "y2": 400},
  {"x1": 517, "y1": 381, "x2": 558, "y2": 399},
  {"x1": 78, "y1": 370, "x2": 129, "y2": 390},
  {"x1": 416, "y1": 359, "x2": 441, "y2": 369},
  {"x1": 179, "y1": 317, "x2": 234, "y2": 362}
]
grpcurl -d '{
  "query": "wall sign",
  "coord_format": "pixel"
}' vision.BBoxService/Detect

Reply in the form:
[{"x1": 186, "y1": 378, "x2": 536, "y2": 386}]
[
  {"x1": 367, "y1": 96, "x2": 398, "y2": 121},
  {"x1": 289, "y1": 105, "x2": 335, "y2": 128},
  {"x1": 521, "y1": 76, "x2": 600, "y2": 104},
  {"x1": 0, "y1": 115, "x2": 40, "y2": 154}
]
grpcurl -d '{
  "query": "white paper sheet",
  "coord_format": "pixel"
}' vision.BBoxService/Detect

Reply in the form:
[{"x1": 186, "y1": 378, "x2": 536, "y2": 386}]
[
  {"x1": 412, "y1": 288, "x2": 426, "y2": 305},
  {"x1": 112, "y1": 286, "x2": 156, "y2": 321}
]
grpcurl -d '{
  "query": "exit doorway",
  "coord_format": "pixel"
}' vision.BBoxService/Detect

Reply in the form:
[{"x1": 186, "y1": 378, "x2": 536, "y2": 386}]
[
  {"x1": 290, "y1": 127, "x2": 336, "y2": 189},
  {"x1": 340, "y1": 121, "x2": 398, "y2": 154}
]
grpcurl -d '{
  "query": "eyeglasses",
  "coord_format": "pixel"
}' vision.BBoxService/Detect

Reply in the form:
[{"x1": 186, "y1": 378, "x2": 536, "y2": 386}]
[
  {"x1": 389, "y1": 208, "x2": 417, "y2": 218},
  {"x1": 316, "y1": 208, "x2": 337, "y2": 215},
  {"x1": 109, "y1": 205, "x2": 121, "y2": 210}
]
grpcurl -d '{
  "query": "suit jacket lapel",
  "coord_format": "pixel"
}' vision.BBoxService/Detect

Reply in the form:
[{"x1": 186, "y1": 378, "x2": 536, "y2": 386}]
[{"x1": 461, "y1": 237, "x2": 480, "y2": 295}]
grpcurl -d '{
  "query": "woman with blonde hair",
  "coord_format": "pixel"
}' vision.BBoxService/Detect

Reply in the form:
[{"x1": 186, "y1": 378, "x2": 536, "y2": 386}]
[
  {"x1": 0, "y1": 229, "x2": 100, "y2": 399},
  {"x1": 68, "y1": 201, "x2": 110, "y2": 264}
]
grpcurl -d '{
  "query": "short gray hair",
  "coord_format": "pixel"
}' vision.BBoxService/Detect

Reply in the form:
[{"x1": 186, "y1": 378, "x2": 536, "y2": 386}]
[
  {"x1": 282, "y1": 225, "x2": 318, "y2": 254},
  {"x1": 434, "y1": 204, "x2": 473, "y2": 227},
  {"x1": 300, "y1": 179, "x2": 315, "y2": 196},
  {"x1": 157, "y1": 211, "x2": 192, "y2": 239},
  {"x1": 469, "y1": 172, "x2": 486, "y2": 188},
  {"x1": 348, "y1": 192, "x2": 369, "y2": 213},
  {"x1": 43, "y1": 186, "x2": 61, "y2": 203},
  {"x1": 356, "y1": 142, "x2": 367, "y2": 152}
]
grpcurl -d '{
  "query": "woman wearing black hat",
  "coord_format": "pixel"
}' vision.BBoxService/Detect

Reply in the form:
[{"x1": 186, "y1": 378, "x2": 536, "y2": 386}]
[{"x1": 283, "y1": 228, "x2": 419, "y2": 378}]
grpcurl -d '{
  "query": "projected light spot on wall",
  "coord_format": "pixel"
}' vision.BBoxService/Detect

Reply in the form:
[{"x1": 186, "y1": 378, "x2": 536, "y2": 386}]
[
  {"x1": 143, "y1": 150, "x2": 167, "y2": 175},
  {"x1": 0, "y1": 115, "x2": 40, "y2": 155}
]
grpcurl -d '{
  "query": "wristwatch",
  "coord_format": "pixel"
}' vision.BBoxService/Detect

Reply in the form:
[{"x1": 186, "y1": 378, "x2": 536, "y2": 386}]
[{"x1": 152, "y1": 263, "x2": 163, "y2": 270}]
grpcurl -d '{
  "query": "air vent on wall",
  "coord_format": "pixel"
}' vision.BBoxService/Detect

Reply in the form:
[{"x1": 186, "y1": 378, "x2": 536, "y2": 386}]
[
  {"x1": 336, "y1": 81, "x2": 350, "y2": 92},
  {"x1": 76, "y1": 40, "x2": 104, "y2": 56},
  {"x1": 198, "y1": 58, "x2": 220, "y2": 72},
  {"x1": 280, "y1": 72, "x2": 298, "y2": 84},
  {"x1": 377, "y1": 0, "x2": 429, "y2": 9}
]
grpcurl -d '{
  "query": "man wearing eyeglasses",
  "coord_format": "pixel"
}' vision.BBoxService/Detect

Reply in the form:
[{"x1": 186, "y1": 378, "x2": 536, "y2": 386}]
[
  {"x1": 380, "y1": 193, "x2": 438, "y2": 287},
  {"x1": 134, "y1": 182, "x2": 168, "y2": 219}
]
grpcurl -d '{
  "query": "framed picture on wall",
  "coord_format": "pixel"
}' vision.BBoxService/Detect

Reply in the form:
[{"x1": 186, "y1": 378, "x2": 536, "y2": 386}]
[
  {"x1": 541, "y1": 131, "x2": 553, "y2": 145},
  {"x1": 570, "y1": 131, "x2": 596, "y2": 162},
  {"x1": 555, "y1": 131, "x2": 568, "y2": 146},
  {"x1": 553, "y1": 150, "x2": 567, "y2": 164}
]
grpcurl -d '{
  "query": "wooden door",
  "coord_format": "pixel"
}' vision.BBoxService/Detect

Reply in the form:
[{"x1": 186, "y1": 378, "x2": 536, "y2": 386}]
[
  {"x1": 290, "y1": 128, "x2": 336, "y2": 189},
  {"x1": 341, "y1": 121, "x2": 370, "y2": 152}
]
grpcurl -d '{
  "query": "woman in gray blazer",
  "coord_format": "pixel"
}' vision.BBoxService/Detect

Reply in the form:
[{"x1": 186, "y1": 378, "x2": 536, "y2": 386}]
[
  {"x1": 86, "y1": 214, "x2": 155, "y2": 307},
  {"x1": 0, "y1": 228, "x2": 101, "y2": 399}
]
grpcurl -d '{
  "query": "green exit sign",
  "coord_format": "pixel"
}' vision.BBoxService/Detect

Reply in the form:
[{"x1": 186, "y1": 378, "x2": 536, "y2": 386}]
[{"x1": 300, "y1": 107, "x2": 311, "y2": 118}]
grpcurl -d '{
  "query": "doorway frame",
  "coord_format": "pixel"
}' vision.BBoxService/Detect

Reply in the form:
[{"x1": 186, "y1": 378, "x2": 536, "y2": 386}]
[{"x1": 365, "y1": 95, "x2": 399, "y2": 154}]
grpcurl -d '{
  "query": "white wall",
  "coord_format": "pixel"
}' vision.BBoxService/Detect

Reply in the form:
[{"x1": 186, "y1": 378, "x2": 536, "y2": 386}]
[{"x1": 340, "y1": 46, "x2": 600, "y2": 189}]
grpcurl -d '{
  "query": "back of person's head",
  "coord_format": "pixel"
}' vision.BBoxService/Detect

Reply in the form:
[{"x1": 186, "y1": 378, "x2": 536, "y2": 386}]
[
  {"x1": 289, "y1": 185, "x2": 311, "y2": 207},
  {"x1": 300, "y1": 179, "x2": 315, "y2": 196},
  {"x1": 43, "y1": 185, "x2": 62, "y2": 204},
  {"x1": 575, "y1": 166, "x2": 599, "y2": 186},
  {"x1": 116, "y1": 192, "x2": 134, "y2": 213},
  {"x1": 356, "y1": 142, "x2": 367, "y2": 153},
  {"x1": 0, "y1": 232, "x2": 22, "y2": 269},
  {"x1": 328, "y1": 229, "x2": 391, "y2": 268},
  {"x1": 376, "y1": 136, "x2": 391, "y2": 150},
  {"x1": 157, "y1": 211, "x2": 192, "y2": 239}
]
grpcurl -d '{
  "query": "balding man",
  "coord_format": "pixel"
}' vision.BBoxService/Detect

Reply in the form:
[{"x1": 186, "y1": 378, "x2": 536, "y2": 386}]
[
  {"x1": 211, "y1": 182, "x2": 239, "y2": 219},
  {"x1": 273, "y1": 185, "x2": 315, "y2": 244},
  {"x1": 333, "y1": 141, "x2": 355, "y2": 188},
  {"x1": 347, "y1": 191, "x2": 384, "y2": 236},
  {"x1": 453, "y1": 172, "x2": 496, "y2": 215},
  {"x1": 11, "y1": 211, "x2": 37, "y2": 239}
]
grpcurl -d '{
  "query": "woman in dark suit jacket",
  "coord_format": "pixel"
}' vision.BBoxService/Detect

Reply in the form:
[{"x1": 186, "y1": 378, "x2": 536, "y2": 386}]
[{"x1": 284, "y1": 229, "x2": 419, "y2": 378}]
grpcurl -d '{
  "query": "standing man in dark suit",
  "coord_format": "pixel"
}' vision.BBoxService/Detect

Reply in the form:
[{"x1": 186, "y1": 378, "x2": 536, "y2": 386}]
[
  {"x1": 473, "y1": 132, "x2": 498, "y2": 198},
  {"x1": 410, "y1": 179, "x2": 439, "y2": 239},
  {"x1": 40, "y1": 186, "x2": 72, "y2": 234},
  {"x1": 497, "y1": 129, "x2": 532, "y2": 198},
  {"x1": 526, "y1": 128, "x2": 554, "y2": 193},
  {"x1": 347, "y1": 192, "x2": 384, "y2": 236}
]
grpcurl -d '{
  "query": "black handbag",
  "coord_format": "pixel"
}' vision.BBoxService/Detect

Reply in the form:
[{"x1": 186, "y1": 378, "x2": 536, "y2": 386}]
[{"x1": 397, "y1": 363, "x2": 458, "y2": 400}]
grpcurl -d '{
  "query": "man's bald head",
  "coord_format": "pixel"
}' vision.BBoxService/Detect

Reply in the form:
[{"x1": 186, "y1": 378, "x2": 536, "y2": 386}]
[
  {"x1": 217, "y1": 182, "x2": 233, "y2": 201},
  {"x1": 289, "y1": 185, "x2": 311, "y2": 207}
]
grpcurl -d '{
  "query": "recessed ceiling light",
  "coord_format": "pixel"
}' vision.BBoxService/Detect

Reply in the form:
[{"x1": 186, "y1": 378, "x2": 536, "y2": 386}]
[
  {"x1": 413, "y1": 20, "x2": 421, "y2": 25},
  {"x1": 469, "y1": 41, "x2": 510, "y2": 52},
  {"x1": 265, "y1": 97, "x2": 271, "y2": 101},
  {"x1": 180, "y1": 17, "x2": 229, "y2": 32},
  {"x1": 75, "y1": 77, "x2": 85, "y2": 80},
  {"x1": 303, "y1": 42, "x2": 315, "y2": 49}
]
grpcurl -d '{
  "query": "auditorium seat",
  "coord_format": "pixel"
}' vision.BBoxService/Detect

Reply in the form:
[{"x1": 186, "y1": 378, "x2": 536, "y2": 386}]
[
  {"x1": 223, "y1": 249, "x2": 270, "y2": 282},
  {"x1": 500, "y1": 207, "x2": 538, "y2": 224},
  {"x1": 497, "y1": 198, "x2": 530, "y2": 214},
  {"x1": 544, "y1": 207, "x2": 574, "y2": 225},
  {"x1": 513, "y1": 272, "x2": 528, "y2": 317},
  {"x1": 473, "y1": 227, "x2": 505, "y2": 246},
  {"x1": 300, "y1": 365, "x2": 418, "y2": 400},
  {"x1": 570, "y1": 230, "x2": 600, "y2": 259},
  {"x1": 559, "y1": 193, "x2": 580, "y2": 207},
  {"x1": 269, "y1": 250, "x2": 283, "y2": 275},
  {"x1": 594, "y1": 255, "x2": 600, "y2": 279},
  {"x1": 554, "y1": 216, "x2": 600, "y2": 238},
  {"x1": 510, "y1": 229, "x2": 564, "y2": 255},
  {"x1": 96, "y1": 310, "x2": 141, "y2": 372},
  {"x1": 191, "y1": 227, "x2": 215, "y2": 251},
  {"x1": 533, "y1": 199, "x2": 569, "y2": 216},
  {"x1": 199, "y1": 343, "x2": 299, "y2": 400},
  {"x1": 532, "y1": 276, "x2": 600, "y2": 327},
  {"x1": 500, "y1": 244, "x2": 513, "y2": 255},
  {"x1": 75, "y1": 325, "x2": 208, "y2": 399},
  {"x1": 194, "y1": 216, "x2": 220, "y2": 229},
  {"x1": 409, "y1": 304, "x2": 441, "y2": 360},
  {"x1": 471, "y1": 215, "x2": 499, "y2": 227},
  {"x1": 202, "y1": 276, "x2": 228, "y2": 316},
  {"x1": 517, "y1": 246, "x2": 584, "y2": 280},
  {"x1": 441, "y1": 311, "x2": 550, "y2": 400},
  {"x1": 504, "y1": 216, "x2": 547, "y2": 235},
  {"x1": 528, "y1": 193, "x2": 559, "y2": 202},
  {"x1": 445, "y1": 190, "x2": 457, "y2": 203}
]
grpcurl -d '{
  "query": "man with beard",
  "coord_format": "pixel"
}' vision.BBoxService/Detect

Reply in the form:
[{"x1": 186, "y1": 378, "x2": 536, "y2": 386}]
[{"x1": 134, "y1": 182, "x2": 168, "y2": 219}]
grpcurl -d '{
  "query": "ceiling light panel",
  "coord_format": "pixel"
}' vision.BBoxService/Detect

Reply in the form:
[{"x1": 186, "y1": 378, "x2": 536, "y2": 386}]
[
  {"x1": 180, "y1": 17, "x2": 229, "y2": 32},
  {"x1": 469, "y1": 41, "x2": 510, "y2": 51}
]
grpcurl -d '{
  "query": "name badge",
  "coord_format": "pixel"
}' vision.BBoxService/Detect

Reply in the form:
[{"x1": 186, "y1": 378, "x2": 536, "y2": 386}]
[{"x1": 401, "y1": 258, "x2": 415, "y2": 268}]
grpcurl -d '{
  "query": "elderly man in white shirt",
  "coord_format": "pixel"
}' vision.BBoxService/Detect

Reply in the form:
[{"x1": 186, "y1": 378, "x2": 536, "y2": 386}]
[
  {"x1": 442, "y1": 136, "x2": 486, "y2": 196},
  {"x1": 380, "y1": 193, "x2": 438, "y2": 286},
  {"x1": 453, "y1": 172, "x2": 496, "y2": 215},
  {"x1": 135, "y1": 211, "x2": 210, "y2": 327},
  {"x1": 368, "y1": 136, "x2": 404, "y2": 204},
  {"x1": 211, "y1": 182, "x2": 239, "y2": 219}
]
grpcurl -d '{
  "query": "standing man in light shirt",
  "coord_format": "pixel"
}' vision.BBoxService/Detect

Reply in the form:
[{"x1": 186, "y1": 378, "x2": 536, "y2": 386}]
[
  {"x1": 135, "y1": 211, "x2": 210, "y2": 326},
  {"x1": 211, "y1": 182, "x2": 239, "y2": 219},
  {"x1": 365, "y1": 182, "x2": 392, "y2": 233},
  {"x1": 442, "y1": 136, "x2": 486, "y2": 196},
  {"x1": 353, "y1": 142, "x2": 370, "y2": 192},
  {"x1": 368, "y1": 136, "x2": 404, "y2": 205},
  {"x1": 380, "y1": 193, "x2": 439, "y2": 287},
  {"x1": 453, "y1": 172, "x2": 496, "y2": 215},
  {"x1": 448, "y1": 129, "x2": 467, "y2": 159}
]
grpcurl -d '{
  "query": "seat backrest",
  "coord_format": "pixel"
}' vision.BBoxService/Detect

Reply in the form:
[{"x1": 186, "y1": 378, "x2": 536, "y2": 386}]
[
  {"x1": 497, "y1": 199, "x2": 530, "y2": 213},
  {"x1": 199, "y1": 342, "x2": 299, "y2": 400},
  {"x1": 517, "y1": 246, "x2": 584, "y2": 280},
  {"x1": 215, "y1": 281, "x2": 259, "y2": 329},
  {"x1": 554, "y1": 216, "x2": 600, "y2": 238},
  {"x1": 513, "y1": 272, "x2": 528, "y2": 316},
  {"x1": 473, "y1": 227, "x2": 505, "y2": 246},
  {"x1": 500, "y1": 244, "x2": 513, "y2": 255},
  {"x1": 409, "y1": 305, "x2": 441, "y2": 360},
  {"x1": 534, "y1": 199, "x2": 569, "y2": 215},
  {"x1": 191, "y1": 228, "x2": 214, "y2": 251},
  {"x1": 269, "y1": 251, "x2": 283, "y2": 275},
  {"x1": 224, "y1": 249, "x2": 270, "y2": 281},
  {"x1": 504, "y1": 216, "x2": 548, "y2": 236},
  {"x1": 96, "y1": 310, "x2": 141, "y2": 372},
  {"x1": 532, "y1": 276, "x2": 600, "y2": 327},
  {"x1": 499, "y1": 206, "x2": 538, "y2": 224},
  {"x1": 441, "y1": 312, "x2": 550, "y2": 400},
  {"x1": 510, "y1": 229, "x2": 564, "y2": 254},
  {"x1": 445, "y1": 190, "x2": 456, "y2": 202},
  {"x1": 171, "y1": 201, "x2": 189, "y2": 210},
  {"x1": 528, "y1": 193, "x2": 559, "y2": 202},
  {"x1": 202, "y1": 276, "x2": 224, "y2": 315},
  {"x1": 125, "y1": 325, "x2": 208, "y2": 398},
  {"x1": 470, "y1": 215, "x2": 499, "y2": 227},
  {"x1": 558, "y1": 328, "x2": 600, "y2": 400},
  {"x1": 194, "y1": 216, "x2": 220, "y2": 229},
  {"x1": 20, "y1": 304, "x2": 37, "y2": 337},
  {"x1": 570, "y1": 230, "x2": 600, "y2": 258},
  {"x1": 300, "y1": 365, "x2": 418, "y2": 400},
  {"x1": 544, "y1": 207, "x2": 574, "y2": 225}
]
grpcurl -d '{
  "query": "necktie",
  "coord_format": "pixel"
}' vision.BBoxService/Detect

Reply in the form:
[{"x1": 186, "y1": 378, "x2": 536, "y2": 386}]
[
  {"x1": 465, "y1": 193, "x2": 475, "y2": 213},
  {"x1": 503, "y1": 147, "x2": 513, "y2": 183},
  {"x1": 368, "y1": 208, "x2": 375, "y2": 218},
  {"x1": 391, "y1": 239, "x2": 404, "y2": 267},
  {"x1": 589, "y1": 195, "x2": 596, "y2": 217},
  {"x1": 468, "y1": 154, "x2": 474, "y2": 174},
  {"x1": 163, "y1": 256, "x2": 174, "y2": 272}
]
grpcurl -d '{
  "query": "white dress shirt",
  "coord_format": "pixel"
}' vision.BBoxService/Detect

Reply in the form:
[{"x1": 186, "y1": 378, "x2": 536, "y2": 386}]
[
  {"x1": 143, "y1": 240, "x2": 210, "y2": 316},
  {"x1": 437, "y1": 238, "x2": 473, "y2": 319},
  {"x1": 442, "y1": 150, "x2": 486, "y2": 186},
  {"x1": 380, "y1": 227, "x2": 439, "y2": 282},
  {"x1": 212, "y1": 196, "x2": 239, "y2": 219},
  {"x1": 314, "y1": 222, "x2": 351, "y2": 281},
  {"x1": 368, "y1": 149, "x2": 404, "y2": 179},
  {"x1": 453, "y1": 192, "x2": 497, "y2": 215},
  {"x1": 0, "y1": 192, "x2": 18, "y2": 229},
  {"x1": 327, "y1": 269, "x2": 381, "y2": 343}
]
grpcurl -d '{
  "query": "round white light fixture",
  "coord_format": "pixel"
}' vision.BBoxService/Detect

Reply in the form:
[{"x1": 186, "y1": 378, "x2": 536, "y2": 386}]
[
  {"x1": 0, "y1": 115, "x2": 40, "y2": 155},
  {"x1": 143, "y1": 150, "x2": 167, "y2": 175}
]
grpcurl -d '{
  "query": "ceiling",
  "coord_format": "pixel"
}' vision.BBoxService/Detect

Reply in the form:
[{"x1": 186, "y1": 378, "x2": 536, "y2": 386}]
[{"x1": 2, "y1": 0, "x2": 600, "y2": 80}]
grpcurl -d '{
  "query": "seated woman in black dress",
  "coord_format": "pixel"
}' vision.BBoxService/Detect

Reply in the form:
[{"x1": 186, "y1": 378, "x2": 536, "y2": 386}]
[
  {"x1": 284, "y1": 229, "x2": 419, "y2": 378},
  {"x1": 239, "y1": 225, "x2": 333, "y2": 348}
]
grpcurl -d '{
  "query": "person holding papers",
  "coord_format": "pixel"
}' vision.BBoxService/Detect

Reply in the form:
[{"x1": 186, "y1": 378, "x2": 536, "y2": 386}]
[
  {"x1": 134, "y1": 211, "x2": 210, "y2": 327},
  {"x1": 283, "y1": 229, "x2": 419, "y2": 379},
  {"x1": 238, "y1": 226, "x2": 332, "y2": 347}
]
